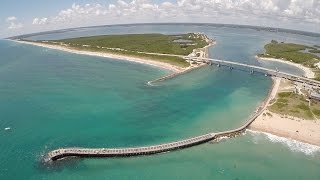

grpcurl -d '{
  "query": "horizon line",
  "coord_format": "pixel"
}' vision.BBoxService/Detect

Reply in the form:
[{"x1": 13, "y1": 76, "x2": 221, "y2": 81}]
[{"x1": 5, "y1": 22, "x2": 320, "y2": 40}]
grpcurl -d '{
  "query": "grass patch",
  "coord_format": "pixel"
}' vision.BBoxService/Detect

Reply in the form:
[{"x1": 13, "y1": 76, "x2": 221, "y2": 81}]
[
  {"x1": 296, "y1": 103, "x2": 310, "y2": 111},
  {"x1": 268, "y1": 93, "x2": 318, "y2": 120},
  {"x1": 313, "y1": 109, "x2": 320, "y2": 116},
  {"x1": 278, "y1": 92, "x2": 292, "y2": 98},
  {"x1": 290, "y1": 109, "x2": 300, "y2": 113},
  {"x1": 273, "y1": 102, "x2": 287, "y2": 109},
  {"x1": 277, "y1": 98, "x2": 289, "y2": 103}
]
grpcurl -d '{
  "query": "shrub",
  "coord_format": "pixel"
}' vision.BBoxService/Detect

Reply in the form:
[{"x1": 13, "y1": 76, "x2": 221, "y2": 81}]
[
  {"x1": 278, "y1": 92, "x2": 292, "y2": 98},
  {"x1": 313, "y1": 109, "x2": 320, "y2": 116},
  {"x1": 277, "y1": 98, "x2": 289, "y2": 103},
  {"x1": 296, "y1": 103, "x2": 310, "y2": 111}
]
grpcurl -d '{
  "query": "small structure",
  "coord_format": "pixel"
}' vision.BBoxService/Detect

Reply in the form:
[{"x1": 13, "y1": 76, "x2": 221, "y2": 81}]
[{"x1": 309, "y1": 92, "x2": 320, "y2": 101}]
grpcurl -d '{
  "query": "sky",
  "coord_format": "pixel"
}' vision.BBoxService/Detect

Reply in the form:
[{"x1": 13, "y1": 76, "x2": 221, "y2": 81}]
[{"x1": 1, "y1": 0, "x2": 319, "y2": 38}]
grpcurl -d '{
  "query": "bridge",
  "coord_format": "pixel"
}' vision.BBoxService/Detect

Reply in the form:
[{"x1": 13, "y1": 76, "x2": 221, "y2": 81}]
[
  {"x1": 188, "y1": 57, "x2": 320, "y2": 88},
  {"x1": 148, "y1": 56, "x2": 320, "y2": 87}
]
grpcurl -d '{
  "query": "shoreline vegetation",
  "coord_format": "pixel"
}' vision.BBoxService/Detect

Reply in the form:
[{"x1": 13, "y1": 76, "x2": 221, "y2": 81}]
[
  {"x1": 250, "y1": 78, "x2": 320, "y2": 146},
  {"x1": 256, "y1": 40, "x2": 320, "y2": 80},
  {"x1": 252, "y1": 40, "x2": 320, "y2": 146},
  {"x1": 14, "y1": 33, "x2": 215, "y2": 74}
]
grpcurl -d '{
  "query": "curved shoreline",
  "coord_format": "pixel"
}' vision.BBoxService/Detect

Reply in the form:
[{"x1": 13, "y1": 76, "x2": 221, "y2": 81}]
[
  {"x1": 12, "y1": 39, "x2": 216, "y2": 86},
  {"x1": 250, "y1": 77, "x2": 320, "y2": 147},
  {"x1": 255, "y1": 56, "x2": 315, "y2": 79},
  {"x1": 11, "y1": 40, "x2": 185, "y2": 73}
]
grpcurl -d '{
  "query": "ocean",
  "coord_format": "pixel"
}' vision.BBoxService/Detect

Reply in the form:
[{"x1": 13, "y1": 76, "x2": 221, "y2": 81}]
[{"x1": 0, "y1": 24, "x2": 319, "y2": 179}]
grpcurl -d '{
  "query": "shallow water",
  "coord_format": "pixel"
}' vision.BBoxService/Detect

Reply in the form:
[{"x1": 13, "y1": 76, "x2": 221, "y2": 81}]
[{"x1": 1, "y1": 24, "x2": 320, "y2": 179}]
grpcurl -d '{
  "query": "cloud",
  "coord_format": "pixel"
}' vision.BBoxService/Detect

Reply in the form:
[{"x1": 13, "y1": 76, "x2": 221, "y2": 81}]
[
  {"x1": 8, "y1": 22, "x2": 23, "y2": 29},
  {"x1": 6, "y1": 16, "x2": 17, "y2": 22},
  {"x1": 32, "y1": 18, "x2": 48, "y2": 25},
  {"x1": 5, "y1": 16, "x2": 23, "y2": 29},
  {"x1": 29, "y1": 0, "x2": 319, "y2": 31}
]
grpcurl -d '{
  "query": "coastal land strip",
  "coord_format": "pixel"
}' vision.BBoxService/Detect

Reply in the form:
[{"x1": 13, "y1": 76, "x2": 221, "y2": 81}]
[
  {"x1": 250, "y1": 78, "x2": 320, "y2": 146},
  {"x1": 252, "y1": 40, "x2": 320, "y2": 146},
  {"x1": 13, "y1": 33, "x2": 215, "y2": 79}
]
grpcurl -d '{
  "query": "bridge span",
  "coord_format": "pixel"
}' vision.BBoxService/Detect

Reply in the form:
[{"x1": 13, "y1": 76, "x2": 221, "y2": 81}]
[{"x1": 188, "y1": 57, "x2": 320, "y2": 88}]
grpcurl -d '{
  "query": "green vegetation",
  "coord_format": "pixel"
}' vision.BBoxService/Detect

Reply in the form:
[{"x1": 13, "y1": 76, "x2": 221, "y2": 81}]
[
  {"x1": 257, "y1": 40, "x2": 319, "y2": 67},
  {"x1": 313, "y1": 109, "x2": 320, "y2": 116},
  {"x1": 266, "y1": 112, "x2": 273, "y2": 117},
  {"x1": 55, "y1": 33, "x2": 208, "y2": 55},
  {"x1": 269, "y1": 92, "x2": 320, "y2": 120},
  {"x1": 35, "y1": 33, "x2": 211, "y2": 68},
  {"x1": 84, "y1": 46, "x2": 188, "y2": 67},
  {"x1": 278, "y1": 92, "x2": 291, "y2": 98},
  {"x1": 309, "y1": 49, "x2": 320, "y2": 53},
  {"x1": 313, "y1": 69, "x2": 320, "y2": 81}
]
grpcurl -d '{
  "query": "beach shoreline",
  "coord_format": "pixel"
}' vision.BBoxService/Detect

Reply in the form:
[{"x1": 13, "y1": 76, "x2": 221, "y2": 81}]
[
  {"x1": 12, "y1": 34, "x2": 216, "y2": 75},
  {"x1": 12, "y1": 36, "x2": 215, "y2": 84},
  {"x1": 12, "y1": 40, "x2": 185, "y2": 73},
  {"x1": 250, "y1": 78, "x2": 320, "y2": 147},
  {"x1": 255, "y1": 56, "x2": 315, "y2": 79}
]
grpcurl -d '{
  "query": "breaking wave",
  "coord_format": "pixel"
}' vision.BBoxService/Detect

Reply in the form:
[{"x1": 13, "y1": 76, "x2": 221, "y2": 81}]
[{"x1": 247, "y1": 129, "x2": 320, "y2": 156}]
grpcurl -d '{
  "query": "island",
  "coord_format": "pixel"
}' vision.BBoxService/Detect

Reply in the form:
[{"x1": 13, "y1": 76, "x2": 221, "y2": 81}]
[
  {"x1": 251, "y1": 40, "x2": 320, "y2": 146},
  {"x1": 15, "y1": 33, "x2": 215, "y2": 75}
]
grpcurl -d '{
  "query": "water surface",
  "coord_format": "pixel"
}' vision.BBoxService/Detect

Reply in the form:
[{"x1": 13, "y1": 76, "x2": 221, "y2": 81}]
[{"x1": 1, "y1": 24, "x2": 320, "y2": 179}]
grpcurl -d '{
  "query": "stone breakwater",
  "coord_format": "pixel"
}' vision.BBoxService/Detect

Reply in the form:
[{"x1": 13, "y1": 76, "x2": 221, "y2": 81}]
[
  {"x1": 46, "y1": 103, "x2": 264, "y2": 162},
  {"x1": 147, "y1": 63, "x2": 208, "y2": 85},
  {"x1": 47, "y1": 133, "x2": 215, "y2": 161}
]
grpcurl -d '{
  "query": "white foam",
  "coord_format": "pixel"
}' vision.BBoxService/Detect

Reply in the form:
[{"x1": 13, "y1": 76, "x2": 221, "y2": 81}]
[
  {"x1": 146, "y1": 81, "x2": 159, "y2": 87},
  {"x1": 247, "y1": 129, "x2": 320, "y2": 156}
]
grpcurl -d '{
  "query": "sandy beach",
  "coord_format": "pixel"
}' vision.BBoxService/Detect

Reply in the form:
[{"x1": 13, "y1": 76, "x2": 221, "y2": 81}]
[
  {"x1": 256, "y1": 56, "x2": 315, "y2": 79},
  {"x1": 250, "y1": 78, "x2": 320, "y2": 146},
  {"x1": 250, "y1": 111, "x2": 320, "y2": 146},
  {"x1": 13, "y1": 40, "x2": 185, "y2": 73}
]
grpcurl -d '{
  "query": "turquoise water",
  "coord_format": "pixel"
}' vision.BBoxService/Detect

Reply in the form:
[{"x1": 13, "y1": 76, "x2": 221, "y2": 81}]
[{"x1": 1, "y1": 25, "x2": 320, "y2": 179}]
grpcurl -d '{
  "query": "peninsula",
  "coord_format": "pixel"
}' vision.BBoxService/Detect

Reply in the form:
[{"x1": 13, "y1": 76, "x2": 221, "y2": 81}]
[
  {"x1": 252, "y1": 40, "x2": 320, "y2": 146},
  {"x1": 256, "y1": 40, "x2": 320, "y2": 80},
  {"x1": 15, "y1": 33, "x2": 215, "y2": 74}
]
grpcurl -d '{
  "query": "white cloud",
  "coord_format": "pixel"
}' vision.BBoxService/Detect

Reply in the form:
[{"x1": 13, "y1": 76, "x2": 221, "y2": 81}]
[
  {"x1": 32, "y1": 17, "x2": 48, "y2": 25},
  {"x1": 5, "y1": 16, "x2": 23, "y2": 29},
  {"x1": 6, "y1": 16, "x2": 17, "y2": 22},
  {"x1": 8, "y1": 22, "x2": 23, "y2": 29},
  {"x1": 28, "y1": 0, "x2": 319, "y2": 32}
]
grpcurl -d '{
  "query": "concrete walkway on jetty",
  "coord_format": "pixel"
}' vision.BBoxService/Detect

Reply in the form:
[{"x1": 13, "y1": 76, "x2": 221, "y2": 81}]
[{"x1": 47, "y1": 105, "x2": 263, "y2": 161}]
